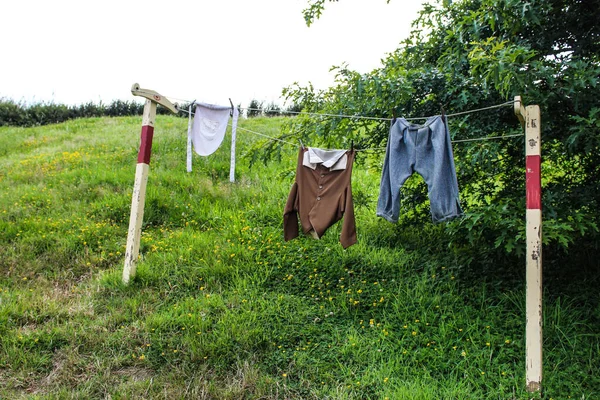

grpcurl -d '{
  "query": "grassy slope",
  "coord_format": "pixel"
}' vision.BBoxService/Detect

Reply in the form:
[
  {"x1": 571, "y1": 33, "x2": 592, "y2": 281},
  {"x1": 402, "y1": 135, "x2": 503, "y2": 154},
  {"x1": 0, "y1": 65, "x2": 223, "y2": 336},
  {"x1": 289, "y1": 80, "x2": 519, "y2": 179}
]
[{"x1": 0, "y1": 116, "x2": 598, "y2": 399}]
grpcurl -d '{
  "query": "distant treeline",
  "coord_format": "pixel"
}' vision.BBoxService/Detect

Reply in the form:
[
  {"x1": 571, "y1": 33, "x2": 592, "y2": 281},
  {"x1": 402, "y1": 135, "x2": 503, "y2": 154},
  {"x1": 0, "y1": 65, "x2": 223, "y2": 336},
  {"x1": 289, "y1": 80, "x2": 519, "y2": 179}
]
[{"x1": 0, "y1": 98, "x2": 301, "y2": 127}]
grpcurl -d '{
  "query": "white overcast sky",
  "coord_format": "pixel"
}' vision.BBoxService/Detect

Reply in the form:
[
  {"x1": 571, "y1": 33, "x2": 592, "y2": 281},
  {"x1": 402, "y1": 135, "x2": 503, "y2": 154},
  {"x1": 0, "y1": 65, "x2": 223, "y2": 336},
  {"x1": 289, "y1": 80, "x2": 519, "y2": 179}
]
[{"x1": 1, "y1": 0, "x2": 425, "y2": 107}]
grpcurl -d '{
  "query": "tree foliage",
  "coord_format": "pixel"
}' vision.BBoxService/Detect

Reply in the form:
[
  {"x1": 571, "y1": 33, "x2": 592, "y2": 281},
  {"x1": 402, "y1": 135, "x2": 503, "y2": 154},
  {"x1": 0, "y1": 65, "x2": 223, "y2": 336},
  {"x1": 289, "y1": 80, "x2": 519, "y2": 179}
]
[{"x1": 284, "y1": 0, "x2": 600, "y2": 270}]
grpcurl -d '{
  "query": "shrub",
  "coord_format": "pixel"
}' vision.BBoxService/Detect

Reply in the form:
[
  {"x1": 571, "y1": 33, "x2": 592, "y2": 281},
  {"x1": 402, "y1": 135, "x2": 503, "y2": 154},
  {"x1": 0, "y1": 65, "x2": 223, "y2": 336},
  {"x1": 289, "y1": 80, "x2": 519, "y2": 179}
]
[
  {"x1": 247, "y1": 99, "x2": 264, "y2": 118},
  {"x1": 0, "y1": 99, "x2": 147, "y2": 127}
]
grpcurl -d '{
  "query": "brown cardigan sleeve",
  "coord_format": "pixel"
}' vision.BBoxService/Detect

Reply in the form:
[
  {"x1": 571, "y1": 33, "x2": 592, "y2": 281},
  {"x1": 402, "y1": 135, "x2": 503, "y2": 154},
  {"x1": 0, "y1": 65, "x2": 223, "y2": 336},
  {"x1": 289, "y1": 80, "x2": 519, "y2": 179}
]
[
  {"x1": 340, "y1": 185, "x2": 357, "y2": 249},
  {"x1": 283, "y1": 181, "x2": 299, "y2": 242}
]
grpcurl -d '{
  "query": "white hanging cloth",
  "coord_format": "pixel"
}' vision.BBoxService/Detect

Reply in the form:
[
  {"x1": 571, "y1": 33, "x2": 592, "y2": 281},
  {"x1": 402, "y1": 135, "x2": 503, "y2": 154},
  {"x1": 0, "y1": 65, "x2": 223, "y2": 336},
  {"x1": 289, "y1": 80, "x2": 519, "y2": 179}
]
[
  {"x1": 190, "y1": 103, "x2": 231, "y2": 156},
  {"x1": 187, "y1": 102, "x2": 239, "y2": 182},
  {"x1": 229, "y1": 107, "x2": 239, "y2": 182},
  {"x1": 186, "y1": 104, "x2": 193, "y2": 172}
]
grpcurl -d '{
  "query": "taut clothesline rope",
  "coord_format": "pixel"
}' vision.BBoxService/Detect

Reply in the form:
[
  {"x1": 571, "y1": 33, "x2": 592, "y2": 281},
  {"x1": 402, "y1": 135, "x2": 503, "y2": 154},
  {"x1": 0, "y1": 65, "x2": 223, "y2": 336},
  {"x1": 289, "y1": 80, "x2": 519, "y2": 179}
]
[
  {"x1": 236, "y1": 126, "x2": 298, "y2": 147},
  {"x1": 243, "y1": 107, "x2": 391, "y2": 121},
  {"x1": 451, "y1": 133, "x2": 524, "y2": 143},
  {"x1": 180, "y1": 106, "x2": 523, "y2": 149},
  {"x1": 172, "y1": 96, "x2": 515, "y2": 122},
  {"x1": 244, "y1": 100, "x2": 515, "y2": 121},
  {"x1": 236, "y1": 128, "x2": 523, "y2": 149}
]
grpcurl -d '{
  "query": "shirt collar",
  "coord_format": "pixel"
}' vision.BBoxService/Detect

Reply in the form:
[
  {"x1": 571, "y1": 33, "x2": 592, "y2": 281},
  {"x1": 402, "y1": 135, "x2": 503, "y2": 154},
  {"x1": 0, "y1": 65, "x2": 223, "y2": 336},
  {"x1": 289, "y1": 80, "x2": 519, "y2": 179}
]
[{"x1": 303, "y1": 147, "x2": 348, "y2": 171}]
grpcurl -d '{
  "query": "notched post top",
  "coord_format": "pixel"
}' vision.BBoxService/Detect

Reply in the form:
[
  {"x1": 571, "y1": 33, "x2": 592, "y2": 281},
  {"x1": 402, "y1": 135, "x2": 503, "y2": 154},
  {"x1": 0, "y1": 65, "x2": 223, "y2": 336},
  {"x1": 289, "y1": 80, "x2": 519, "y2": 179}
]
[
  {"x1": 514, "y1": 95, "x2": 525, "y2": 127},
  {"x1": 131, "y1": 83, "x2": 178, "y2": 114}
]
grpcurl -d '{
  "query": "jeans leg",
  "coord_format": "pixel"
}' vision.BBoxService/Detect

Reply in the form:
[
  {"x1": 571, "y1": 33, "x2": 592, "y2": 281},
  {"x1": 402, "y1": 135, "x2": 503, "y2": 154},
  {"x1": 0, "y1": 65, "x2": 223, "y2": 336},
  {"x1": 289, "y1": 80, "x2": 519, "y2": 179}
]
[
  {"x1": 377, "y1": 122, "x2": 415, "y2": 223},
  {"x1": 415, "y1": 117, "x2": 463, "y2": 222}
]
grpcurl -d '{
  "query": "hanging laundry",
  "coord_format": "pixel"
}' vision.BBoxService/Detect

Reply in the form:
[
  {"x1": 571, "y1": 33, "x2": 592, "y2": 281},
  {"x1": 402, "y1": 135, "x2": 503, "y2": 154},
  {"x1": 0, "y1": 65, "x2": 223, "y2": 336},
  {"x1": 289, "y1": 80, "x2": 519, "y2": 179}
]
[
  {"x1": 377, "y1": 116, "x2": 463, "y2": 223},
  {"x1": 284, "y1": 147, "x2": 357, "y2": 249},
  {"x1": 189, "y1": 103, "x2": 235, "y2": 156},
  {"x1": 186, "y1": 104, "x2": 194, "y2": 172},
  {"x1": 229, "y1": 107, "x2": 239, "y2": 182}
]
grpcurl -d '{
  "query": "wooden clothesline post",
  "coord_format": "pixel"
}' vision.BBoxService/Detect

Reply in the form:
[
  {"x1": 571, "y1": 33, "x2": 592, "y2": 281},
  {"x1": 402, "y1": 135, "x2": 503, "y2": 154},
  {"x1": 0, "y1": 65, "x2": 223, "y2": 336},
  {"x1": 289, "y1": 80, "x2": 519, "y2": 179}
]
[
  {"x1": 514, "y1": 96, "x2": 543, "y2": 395},
  {"x1": 123, "y1": 84, "x2": 178, "y2": 285}
]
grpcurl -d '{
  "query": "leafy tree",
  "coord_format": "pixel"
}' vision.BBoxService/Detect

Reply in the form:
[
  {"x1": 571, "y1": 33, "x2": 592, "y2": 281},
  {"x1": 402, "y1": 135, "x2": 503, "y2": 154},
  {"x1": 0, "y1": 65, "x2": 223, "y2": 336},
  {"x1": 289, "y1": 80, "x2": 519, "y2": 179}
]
[
  {"x1": 247, "y1": 99, "x2": 264, "y2": 117},
  {"x1": 282, "y1": 0, "x2": 600, "y2": 271},
  {"x1": 264, "y1": 101, "x2": 282, "y2": 116}
]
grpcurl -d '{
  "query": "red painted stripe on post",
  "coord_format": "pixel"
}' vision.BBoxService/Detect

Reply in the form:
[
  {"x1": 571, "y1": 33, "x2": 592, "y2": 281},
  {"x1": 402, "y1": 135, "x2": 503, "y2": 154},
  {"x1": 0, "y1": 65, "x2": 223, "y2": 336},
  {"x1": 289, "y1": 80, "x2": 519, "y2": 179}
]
[
  {"x1": 526, "y1": 155, "x2": 541, "y2": 210},
  {"x1": 137, "y1": 125, "x2": 154, "y2": 164}
]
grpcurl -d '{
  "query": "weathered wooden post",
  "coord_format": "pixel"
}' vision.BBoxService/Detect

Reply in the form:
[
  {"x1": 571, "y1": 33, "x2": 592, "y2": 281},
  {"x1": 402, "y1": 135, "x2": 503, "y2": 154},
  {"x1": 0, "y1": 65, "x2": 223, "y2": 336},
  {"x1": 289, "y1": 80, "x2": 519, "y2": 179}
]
[
  {"x1": 123, "y1": 84, "x2": 178, "y2": 284},
  {"x1": 515, "y1": 96, "x2": 543, "y2": 394}
]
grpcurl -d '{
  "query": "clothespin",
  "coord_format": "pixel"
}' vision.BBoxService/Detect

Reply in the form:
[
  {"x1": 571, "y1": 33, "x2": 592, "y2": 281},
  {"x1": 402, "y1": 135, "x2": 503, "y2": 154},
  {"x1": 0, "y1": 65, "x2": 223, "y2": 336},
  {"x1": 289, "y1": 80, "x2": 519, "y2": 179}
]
[
  {"x1": 441, "y1": 105, "x2": 446, "y2": 123},
  {"x1": 229, "y1": 98, "x2": 234, "y2": 117},
  {"x1": 392, "y1": 109, "x2": 397, "y2": 124},
  {"x1": 351, "y1": 140, "x2": 354, "y2": 151},
  {"x1": 299, "y1": 139, "x2": 305, "y2": 149}
]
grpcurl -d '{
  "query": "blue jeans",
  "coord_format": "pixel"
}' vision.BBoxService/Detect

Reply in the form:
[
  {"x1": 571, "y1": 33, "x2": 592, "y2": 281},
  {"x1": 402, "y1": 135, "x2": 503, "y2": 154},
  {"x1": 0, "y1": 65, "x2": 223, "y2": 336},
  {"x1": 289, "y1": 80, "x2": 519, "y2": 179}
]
[{"x1": 377, "y1": 115, "x2": 463, "y2": 223}]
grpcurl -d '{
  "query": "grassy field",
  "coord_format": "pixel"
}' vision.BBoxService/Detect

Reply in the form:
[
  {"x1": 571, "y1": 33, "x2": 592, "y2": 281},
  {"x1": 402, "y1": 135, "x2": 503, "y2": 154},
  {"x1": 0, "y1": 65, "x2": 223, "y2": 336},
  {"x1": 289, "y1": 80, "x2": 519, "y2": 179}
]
[{"x1": 0, "y1": 115, "x2": 598, "y2": 399}]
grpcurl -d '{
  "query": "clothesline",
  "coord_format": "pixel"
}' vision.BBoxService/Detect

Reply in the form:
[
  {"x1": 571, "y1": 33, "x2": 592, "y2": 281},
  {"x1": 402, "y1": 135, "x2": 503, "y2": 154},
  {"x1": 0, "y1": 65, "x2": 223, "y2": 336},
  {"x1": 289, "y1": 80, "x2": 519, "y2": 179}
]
[
  {"x1": 238, "y1": 125, "x2": 523, "y2": 149},
  {"x1": 187, "y1": 111, "x2": 524, "y2": 149},
  {"x1": 236, "y1": 125, "x2": 388, "y2": 151},
  {"x1": 243, "y1": 100, "x2": 516, "y2": 121},
  {"x1": 172, "y1": 96, "x2": 515, "y2": 122},
  {"x1": 236, "y1": 126, "x2": 298, "y2": 147},
  {"x1": 451, "y1": 133, "x2": 524, "y2": 143},
  {"x1": 180, "y1": 102, "x2": 524, "y2": 151}
]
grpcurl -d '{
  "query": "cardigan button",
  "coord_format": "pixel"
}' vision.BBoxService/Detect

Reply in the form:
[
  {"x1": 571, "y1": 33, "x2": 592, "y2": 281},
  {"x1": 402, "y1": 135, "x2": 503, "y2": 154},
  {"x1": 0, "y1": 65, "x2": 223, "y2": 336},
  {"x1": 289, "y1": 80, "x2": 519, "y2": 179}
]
[{"x1": 317, "y1": 196, "x2": 321, "y2": 200}]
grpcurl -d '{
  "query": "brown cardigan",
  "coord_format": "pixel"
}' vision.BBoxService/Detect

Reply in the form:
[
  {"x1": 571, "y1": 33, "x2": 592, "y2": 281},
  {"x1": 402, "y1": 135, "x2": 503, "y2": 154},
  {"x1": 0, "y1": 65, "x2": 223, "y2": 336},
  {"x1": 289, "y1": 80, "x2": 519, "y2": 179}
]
[{"x1": 283, "y1": 148, "x2": 357, "y2": 248}]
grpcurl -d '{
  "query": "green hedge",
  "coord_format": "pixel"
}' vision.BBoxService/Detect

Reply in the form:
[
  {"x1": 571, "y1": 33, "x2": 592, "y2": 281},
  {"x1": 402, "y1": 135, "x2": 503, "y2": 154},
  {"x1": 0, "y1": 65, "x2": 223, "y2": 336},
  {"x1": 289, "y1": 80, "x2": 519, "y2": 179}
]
[{"x1": 0, "y1": 99, "x2": 192, "y2": 127}]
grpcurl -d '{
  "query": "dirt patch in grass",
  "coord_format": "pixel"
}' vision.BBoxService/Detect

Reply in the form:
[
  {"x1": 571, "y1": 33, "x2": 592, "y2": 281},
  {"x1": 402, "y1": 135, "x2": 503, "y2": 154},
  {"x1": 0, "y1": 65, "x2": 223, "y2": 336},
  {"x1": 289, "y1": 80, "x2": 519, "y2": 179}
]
[
  {"x1": 34, "y1": 348, "x2": 97, "y2": 393},
  {"x1": 113, "y1": 366, "x2": 154, "y2": 382}
]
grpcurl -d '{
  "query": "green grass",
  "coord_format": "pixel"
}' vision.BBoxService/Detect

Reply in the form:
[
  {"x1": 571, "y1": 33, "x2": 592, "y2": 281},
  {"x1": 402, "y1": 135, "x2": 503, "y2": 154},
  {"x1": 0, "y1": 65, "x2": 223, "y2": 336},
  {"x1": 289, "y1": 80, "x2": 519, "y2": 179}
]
[{"x1": 1, "y1": 115, "x2": 598, "y2": 399}]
